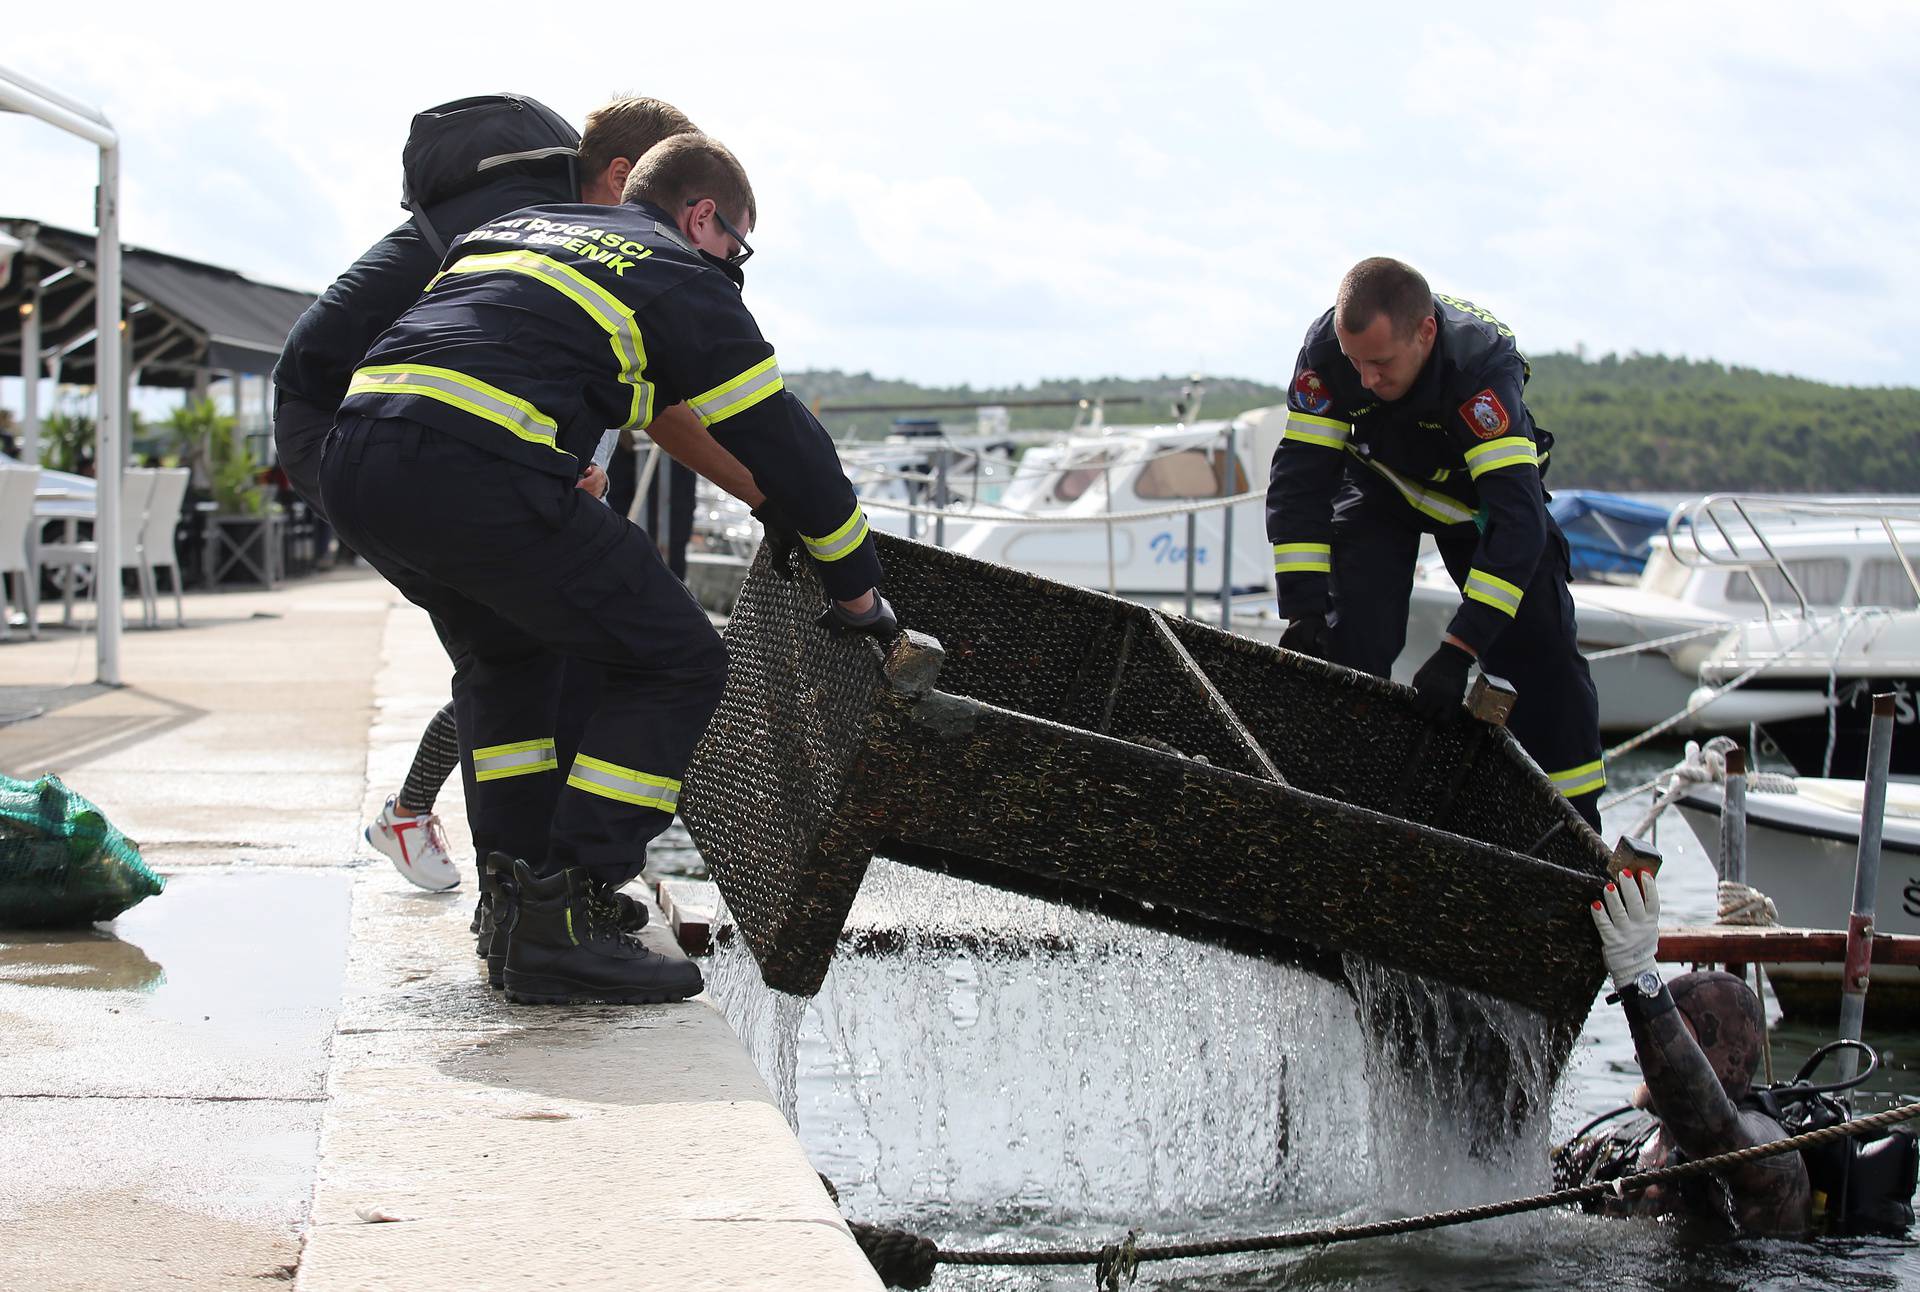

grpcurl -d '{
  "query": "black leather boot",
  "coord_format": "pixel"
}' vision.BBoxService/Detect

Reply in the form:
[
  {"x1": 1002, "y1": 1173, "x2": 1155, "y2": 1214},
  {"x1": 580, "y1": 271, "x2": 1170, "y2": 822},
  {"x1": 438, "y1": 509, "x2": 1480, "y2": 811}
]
[
  {"x1": 501, "y1": 860, "x2": 701, "y2": 1005},
  {"x1": 475, "y1": 853, "x2": 519, "y2": 989}
]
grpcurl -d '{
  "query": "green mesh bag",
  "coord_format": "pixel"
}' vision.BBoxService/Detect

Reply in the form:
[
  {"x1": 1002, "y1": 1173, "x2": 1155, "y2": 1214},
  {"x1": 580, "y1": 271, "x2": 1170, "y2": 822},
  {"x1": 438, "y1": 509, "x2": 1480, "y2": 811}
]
[{"x1": 0, "y1": 773, "x2": 164, "y2": 926}]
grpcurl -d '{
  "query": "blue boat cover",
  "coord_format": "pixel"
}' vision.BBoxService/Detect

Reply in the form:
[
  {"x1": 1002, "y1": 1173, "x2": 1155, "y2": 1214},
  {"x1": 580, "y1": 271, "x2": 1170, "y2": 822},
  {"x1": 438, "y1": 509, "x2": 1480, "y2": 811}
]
[{"x1": 1548, "y1": 490, "x2": 1673, "y2": 580}]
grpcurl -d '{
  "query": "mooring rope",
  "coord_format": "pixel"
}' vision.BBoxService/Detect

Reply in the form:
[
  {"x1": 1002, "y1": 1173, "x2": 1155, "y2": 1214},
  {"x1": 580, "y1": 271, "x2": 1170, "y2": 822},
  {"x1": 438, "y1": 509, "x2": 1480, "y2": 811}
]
[
  {"x1": 1604, "y1": 619, "x2": 1831, "y2": 761},
  {"x1": 842, "y1": 1101, "x2": 1920, "y2": 1289}
]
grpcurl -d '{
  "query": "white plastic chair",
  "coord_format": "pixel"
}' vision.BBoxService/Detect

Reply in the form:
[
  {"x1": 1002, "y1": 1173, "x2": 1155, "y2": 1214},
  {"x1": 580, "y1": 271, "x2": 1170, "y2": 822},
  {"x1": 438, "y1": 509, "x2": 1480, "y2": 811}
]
[
  {"x1": 139, "y1": 468, "x2": 192, "y2": 627},
  {"x1": 0, "y1": 466, "x2": 42, "y2": 641},
  {"x1": 40, "y1": 468, "x2": 157, "y2": 627}
]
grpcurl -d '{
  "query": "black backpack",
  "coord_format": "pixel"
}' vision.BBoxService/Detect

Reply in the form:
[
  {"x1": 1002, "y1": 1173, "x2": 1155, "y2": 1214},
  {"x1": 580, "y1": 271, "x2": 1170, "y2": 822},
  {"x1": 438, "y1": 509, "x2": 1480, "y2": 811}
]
[{"x1": 400, "y1": 93, "x2": 581, "y2": 259}]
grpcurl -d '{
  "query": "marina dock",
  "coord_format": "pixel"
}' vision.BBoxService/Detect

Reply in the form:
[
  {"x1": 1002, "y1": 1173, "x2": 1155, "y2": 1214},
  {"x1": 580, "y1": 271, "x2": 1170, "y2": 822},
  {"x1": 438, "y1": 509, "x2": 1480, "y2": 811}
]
[{"x1": 0, "y1": 571, "x2": 879, "y2": 1292}]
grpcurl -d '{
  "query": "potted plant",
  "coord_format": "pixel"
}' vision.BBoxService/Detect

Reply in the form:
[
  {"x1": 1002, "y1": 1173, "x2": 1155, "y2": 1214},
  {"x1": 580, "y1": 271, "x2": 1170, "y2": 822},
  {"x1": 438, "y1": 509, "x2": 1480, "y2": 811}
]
[{"x1": 168, "y1": 399, "x2": 277, "y2": 585}]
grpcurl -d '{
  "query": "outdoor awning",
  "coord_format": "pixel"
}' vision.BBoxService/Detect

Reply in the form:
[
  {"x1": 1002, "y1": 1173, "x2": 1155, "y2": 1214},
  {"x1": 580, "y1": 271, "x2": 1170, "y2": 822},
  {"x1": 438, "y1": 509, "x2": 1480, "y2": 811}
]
[{"x1": 0, "y1": 217, "x2": 315, "y2": 386}]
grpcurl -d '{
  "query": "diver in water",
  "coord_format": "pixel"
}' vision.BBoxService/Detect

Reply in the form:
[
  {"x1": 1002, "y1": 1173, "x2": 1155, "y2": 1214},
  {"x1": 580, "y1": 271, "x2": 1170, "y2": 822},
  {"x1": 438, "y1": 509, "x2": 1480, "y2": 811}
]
[
  {"x1": 1579, "y1": 867, "x2": 1810, "y2": 1234},
  {"x1": 1564, "y1": 867, "x2": 1916, "y2": 1236}
]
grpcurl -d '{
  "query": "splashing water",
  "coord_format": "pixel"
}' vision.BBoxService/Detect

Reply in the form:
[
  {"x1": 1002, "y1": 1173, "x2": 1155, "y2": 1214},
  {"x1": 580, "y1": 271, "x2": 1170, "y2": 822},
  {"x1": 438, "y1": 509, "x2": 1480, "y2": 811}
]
[
  {"x1": 710, "y1": 857, "x2": 1568, "y2": 1240},
  {"x1": 697, "y1": 751, "x2": 1920, "y2": 1290}
]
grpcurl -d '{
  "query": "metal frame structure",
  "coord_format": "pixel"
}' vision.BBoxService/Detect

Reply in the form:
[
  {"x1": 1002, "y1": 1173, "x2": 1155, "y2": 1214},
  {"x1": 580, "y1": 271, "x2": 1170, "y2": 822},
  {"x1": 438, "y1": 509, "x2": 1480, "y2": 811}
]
[{"x1": 2, "y1": 64, "x2": 123, "y2": 683}]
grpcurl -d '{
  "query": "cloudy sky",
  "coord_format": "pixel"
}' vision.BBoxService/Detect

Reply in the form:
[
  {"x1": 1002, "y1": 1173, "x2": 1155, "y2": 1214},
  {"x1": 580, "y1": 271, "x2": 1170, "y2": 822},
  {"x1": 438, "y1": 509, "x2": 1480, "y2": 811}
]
[{"x1": 6, "y1": 0, "x2": 1917, "y2": 391}]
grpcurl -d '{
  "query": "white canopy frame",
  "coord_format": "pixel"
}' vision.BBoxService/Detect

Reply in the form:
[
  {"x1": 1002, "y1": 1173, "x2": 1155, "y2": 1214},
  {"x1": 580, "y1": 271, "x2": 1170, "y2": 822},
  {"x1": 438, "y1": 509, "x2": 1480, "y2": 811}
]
[{"x1": 1, "y1": 63, "x2": 123, "y2": 684}]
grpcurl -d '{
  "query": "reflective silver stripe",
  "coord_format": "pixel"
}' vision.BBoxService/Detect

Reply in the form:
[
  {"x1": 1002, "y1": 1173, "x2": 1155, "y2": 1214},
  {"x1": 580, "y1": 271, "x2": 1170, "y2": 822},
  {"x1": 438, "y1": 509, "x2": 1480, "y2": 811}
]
[
  {"x1": 1282, "y1": 412, "x2": 1352, "y2": 450},
  {"x1": 1272, "y1": 541, "x2": 1331, "y2": 573},
  {"x1": 471, "y1": 738, "x2": 558, "y2": 782},
  {"x1": 689, "y1": 356, "x2": 785, "y2": 426},
  {"x1": 802, "y1": 506, "x2": 871, "y2": 563},
  {"x1": 565, "y1": 754, "x2": 681, "y2": 812},
  {"x1": 1354, "y1": 455, "x2": 1478, "y2": 526},
  {"x1": 1550, "y1": 759, "x2": 1606, "y2": 797},
  {"x1": 441, "y1": 251, "x2": 655, "y2": 430},
  {"x1": 347, "y1": 364, "x2": 560, "y2": 449},
  {"x1": 1464, "y1": 569, "x2": 1524, "y2": 616},
  {"x1": 476, "y1": 145, "x2": 579, "y2": 171},
  {"x1": 1463, "y1": 436, "x2": 1538, "y2": 480}
]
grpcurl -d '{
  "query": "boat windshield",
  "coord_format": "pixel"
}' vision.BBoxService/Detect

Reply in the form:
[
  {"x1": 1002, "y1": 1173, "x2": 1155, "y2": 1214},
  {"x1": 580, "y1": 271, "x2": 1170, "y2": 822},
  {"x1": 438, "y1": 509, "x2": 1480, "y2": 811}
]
[
  {"x1": 1136, "y1": 447, "x2": 1247, "y2": 499},
  {"x1": 1052, "y1": 448, "x2": 1114, "y2": 503}
]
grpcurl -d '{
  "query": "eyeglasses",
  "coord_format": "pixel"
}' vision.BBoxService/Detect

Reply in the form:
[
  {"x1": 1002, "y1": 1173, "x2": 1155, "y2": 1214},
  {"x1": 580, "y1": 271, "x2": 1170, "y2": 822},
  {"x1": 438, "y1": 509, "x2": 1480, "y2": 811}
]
[{"x1": 687, "y1": 199, "x2": 754, "y2": 266}]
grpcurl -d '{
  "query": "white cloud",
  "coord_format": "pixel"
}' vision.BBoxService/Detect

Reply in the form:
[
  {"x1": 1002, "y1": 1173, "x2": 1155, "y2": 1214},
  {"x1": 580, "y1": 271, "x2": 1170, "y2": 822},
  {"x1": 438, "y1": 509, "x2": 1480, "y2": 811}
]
[{"x1": 3, "y1": 0, "x2": 1916, "y2": 389}]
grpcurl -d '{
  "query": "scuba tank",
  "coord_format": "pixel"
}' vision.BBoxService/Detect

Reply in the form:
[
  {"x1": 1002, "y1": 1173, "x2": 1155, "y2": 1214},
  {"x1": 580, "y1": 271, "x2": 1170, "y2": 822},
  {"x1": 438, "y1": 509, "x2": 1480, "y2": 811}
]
[
  {"x1": 1551, "y1": 1039, "x2": 1917, "y2": 1235},
  {"x1": 1740, "y1": 1040, "x2": 1917, "y2": 1237}
]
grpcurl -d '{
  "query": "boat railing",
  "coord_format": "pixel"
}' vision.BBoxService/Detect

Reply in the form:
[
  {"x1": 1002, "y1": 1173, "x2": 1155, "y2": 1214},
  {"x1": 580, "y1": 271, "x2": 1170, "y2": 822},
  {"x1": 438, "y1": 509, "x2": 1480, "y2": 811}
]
[
  {"x1": 845, "y1": 422, "x2": 1263, "y2": 616},
  {"x1": 1664, "y1": 493, "x2": 1920, "y2": 619}
]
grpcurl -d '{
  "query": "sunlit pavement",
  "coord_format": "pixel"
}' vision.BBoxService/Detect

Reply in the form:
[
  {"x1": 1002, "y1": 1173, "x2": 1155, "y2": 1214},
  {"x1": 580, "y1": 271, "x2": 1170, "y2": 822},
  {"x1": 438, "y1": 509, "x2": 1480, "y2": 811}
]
[{"x1": 0, "y1": 569, "x2": 876, "y2": 1292}]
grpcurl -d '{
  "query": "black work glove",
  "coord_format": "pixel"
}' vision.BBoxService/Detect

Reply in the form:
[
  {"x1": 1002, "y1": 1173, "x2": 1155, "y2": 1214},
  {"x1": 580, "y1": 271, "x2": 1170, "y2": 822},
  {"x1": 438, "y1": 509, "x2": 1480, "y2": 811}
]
[
  {"x1": 818, "y1": 591, "x2": 899, "y2": 639},
  {"x1": 1410, "y1": 641, "x2": 1475, "y2": 721},
  {"x1": 1278, "y1": 613, "x2": 1330, "y2": 660},
  {"x1": 750, "y1": 502, "x2": 803, "y2": 580}
]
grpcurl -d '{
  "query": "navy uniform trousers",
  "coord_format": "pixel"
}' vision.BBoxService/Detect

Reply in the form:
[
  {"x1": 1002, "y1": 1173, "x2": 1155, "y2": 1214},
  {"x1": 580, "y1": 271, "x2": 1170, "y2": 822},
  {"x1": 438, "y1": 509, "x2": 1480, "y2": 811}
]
[
  {"x1": 1324, "y1": 472, "x2": 1605, "y2": 830},
  {"x1": 321, "y1": 414, "x2": 727, "y2": 887},
  {"x1": 280, "y1": 395, "x2": 613, "y2": 860}
]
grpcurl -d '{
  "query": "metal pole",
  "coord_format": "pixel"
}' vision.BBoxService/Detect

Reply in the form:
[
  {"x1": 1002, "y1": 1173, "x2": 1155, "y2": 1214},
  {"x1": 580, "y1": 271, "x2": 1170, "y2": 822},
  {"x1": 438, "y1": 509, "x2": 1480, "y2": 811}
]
[
  {"x1": 1219, "y1": 423, "x2": 1236, "y2": 629},
  {"x1": 1837, "y1": 693, "x2": 1897, "y2": 1082},
  {"x1": 121, "y1": 318, "x2": 134, "y2": 471},
  {"x1": 95, "y1": 139, "x2": 123, "y2": 685},
  {"x1": 20, "y1": 263, "x2": 41, "y2": 466},
  {"x1": 933, "y1": 445, "x2": 948, "y2": 548},
  {"x1": 1717, "y1": 747, "x2": 1747, "y2": 886},
  {"x1": 629, "y1": 441, "x2": 662, "y2": 524},
  {"x1": 1184, "y1": 510, "x2": 1198, "y2": 619},
  {"x1": 1102, "y1": 461, "x2": 1116, "y2": 596}
]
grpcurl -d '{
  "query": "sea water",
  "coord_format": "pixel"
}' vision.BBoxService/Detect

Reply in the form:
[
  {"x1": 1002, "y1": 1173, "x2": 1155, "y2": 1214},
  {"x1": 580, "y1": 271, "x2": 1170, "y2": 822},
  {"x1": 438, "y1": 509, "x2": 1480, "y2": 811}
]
[{"x1": 689, "y1": 748, "x2": 1920, "y2": 1289}]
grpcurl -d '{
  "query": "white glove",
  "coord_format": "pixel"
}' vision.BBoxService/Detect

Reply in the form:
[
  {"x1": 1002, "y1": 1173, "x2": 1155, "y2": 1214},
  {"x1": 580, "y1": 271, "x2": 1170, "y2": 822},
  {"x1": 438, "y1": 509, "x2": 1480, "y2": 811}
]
[{"x1": 1590, "y1": 867, "x2": 1661, "y2": 994}]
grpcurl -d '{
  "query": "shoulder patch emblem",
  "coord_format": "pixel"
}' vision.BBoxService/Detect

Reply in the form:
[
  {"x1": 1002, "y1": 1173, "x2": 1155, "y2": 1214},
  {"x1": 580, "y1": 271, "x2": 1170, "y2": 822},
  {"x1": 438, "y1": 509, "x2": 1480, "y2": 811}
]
[
  {"x1": 1292, "y1": 369, "x2": 1334, "y2": 415},
  {"x1": 1460, "y1": 389, "x2": 1510, "y2": 439}
]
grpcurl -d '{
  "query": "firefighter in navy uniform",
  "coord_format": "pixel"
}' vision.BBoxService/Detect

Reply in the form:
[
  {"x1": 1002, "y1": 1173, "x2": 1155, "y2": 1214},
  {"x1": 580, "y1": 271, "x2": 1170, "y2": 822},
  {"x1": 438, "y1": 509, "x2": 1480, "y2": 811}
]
[
  {"x1": 1266, "y1": 258, "x2": 1604, "y2": 830},
  {"x1": 321, "y1": 134, "x2": 892, "y2": 1005}
]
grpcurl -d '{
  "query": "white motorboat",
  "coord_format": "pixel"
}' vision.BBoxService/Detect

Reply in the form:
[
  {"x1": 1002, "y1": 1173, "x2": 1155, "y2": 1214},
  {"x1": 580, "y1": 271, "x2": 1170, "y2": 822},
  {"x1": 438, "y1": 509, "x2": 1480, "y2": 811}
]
[
  {"x1": 940, "y1": 410, "x2": 1283, "y2": 597},
  {"x1": 1695, "y1": 609, "x2": 1920, "y2": 779},
  {"x1": 1671, "y1": 775, "x2": 1920, "y2": 1019},
  {"x1": 1401, "y1": 495, "x2": 1920, "y2": 736}
]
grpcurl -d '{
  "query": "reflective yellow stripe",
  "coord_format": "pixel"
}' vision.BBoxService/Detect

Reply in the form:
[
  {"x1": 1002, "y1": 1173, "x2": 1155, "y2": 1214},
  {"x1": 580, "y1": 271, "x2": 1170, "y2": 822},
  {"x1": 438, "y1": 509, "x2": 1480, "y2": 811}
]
[
  {"x1": 1463, "y1": 435, "x2": 1539, "y2": 480},
  {"x1": 347, "y1": 364, "x2": 561, "y2": 450},
  {"x1": 472, "y1": 737, "x2": 559, "y2": 782},
  {"x1": 1272, "y1": 541, "x2": 1331, "y2": 574},
  {"x1": 1352, "y1": 453, "x2": 1478, "y2": 526},
  {"x1": 1282, "y1": 411, "x2": 1352, "y2": 451},
  {"x1": 437, "y1": 251, "x2": 656, "y2": 431},
  {"x1": 1550, "y1": 759, "x2": 1606, "y2": 798},
  {"x1": 689, "y1": 355, "x2": 784, "y2": 426},
  {"x1": 1464, "y1": 568, "x2": 1525, "y2": 616},
  {"x1": 565, "y1": 753, "x2": 681, "y2": 812},
  {"x1": 802, "y1": 504, "x2": 871, "y2": 563}
]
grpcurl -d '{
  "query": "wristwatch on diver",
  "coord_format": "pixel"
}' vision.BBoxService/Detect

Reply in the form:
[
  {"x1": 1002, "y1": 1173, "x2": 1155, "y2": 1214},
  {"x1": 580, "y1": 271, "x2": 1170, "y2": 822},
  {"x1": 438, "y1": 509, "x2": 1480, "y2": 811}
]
[{"x1": 1609, "y1": 969, "x2": 1676, "y2": 1018}]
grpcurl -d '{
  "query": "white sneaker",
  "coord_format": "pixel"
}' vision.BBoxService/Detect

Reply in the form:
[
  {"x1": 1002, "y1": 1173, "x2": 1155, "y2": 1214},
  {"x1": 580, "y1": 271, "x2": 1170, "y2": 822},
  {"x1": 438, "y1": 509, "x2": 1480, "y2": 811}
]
[{"x1": 365, "y1": 796, "x2": 461, "y2": 892}]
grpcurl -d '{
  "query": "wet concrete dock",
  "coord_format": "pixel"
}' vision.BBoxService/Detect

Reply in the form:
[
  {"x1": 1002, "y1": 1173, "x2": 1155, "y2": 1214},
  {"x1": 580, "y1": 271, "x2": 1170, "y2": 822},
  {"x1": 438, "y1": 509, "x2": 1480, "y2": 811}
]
[{"x1": 0, "y1": 571, "x2": 878, "y2": 1291}]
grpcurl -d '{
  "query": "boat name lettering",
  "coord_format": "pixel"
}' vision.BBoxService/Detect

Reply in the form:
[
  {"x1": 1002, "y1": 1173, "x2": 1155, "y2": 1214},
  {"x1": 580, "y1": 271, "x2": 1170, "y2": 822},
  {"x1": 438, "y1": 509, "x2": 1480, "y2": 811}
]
[{"x1": 1149, "y1": 531, "x2": 1207, "y2": 566}]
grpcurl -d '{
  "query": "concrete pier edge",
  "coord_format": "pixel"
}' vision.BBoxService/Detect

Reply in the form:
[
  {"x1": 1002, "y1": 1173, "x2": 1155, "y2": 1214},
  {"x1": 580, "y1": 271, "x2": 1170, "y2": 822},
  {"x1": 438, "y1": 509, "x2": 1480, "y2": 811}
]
[{"x1": 294, "y1": 583, "x2": 883, "y2": 1290}]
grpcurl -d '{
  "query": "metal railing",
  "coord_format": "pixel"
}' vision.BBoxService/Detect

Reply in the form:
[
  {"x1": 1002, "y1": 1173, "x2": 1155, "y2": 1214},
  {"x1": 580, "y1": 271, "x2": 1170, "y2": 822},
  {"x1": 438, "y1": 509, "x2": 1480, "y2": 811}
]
[
  {"x1": 1665, "y1": 494, "x2": 1920, "y2": 619},
  {"x1": 842, "y1": 423, "x2": 1263, "y2": 618}
]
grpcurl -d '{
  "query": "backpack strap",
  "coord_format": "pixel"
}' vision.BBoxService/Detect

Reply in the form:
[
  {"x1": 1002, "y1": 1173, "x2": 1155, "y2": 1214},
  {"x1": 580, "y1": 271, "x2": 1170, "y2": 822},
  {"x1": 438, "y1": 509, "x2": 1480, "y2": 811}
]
[{"x1": 408, "y1": 207, "x2": 448, "y2": 262}]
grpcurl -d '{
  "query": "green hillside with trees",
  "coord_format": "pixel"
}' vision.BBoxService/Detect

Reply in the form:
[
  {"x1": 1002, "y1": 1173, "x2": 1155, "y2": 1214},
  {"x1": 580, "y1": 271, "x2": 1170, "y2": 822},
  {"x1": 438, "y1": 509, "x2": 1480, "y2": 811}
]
[{"x1": 790, "y1": 354, "x2": 1920, "y2": 492}]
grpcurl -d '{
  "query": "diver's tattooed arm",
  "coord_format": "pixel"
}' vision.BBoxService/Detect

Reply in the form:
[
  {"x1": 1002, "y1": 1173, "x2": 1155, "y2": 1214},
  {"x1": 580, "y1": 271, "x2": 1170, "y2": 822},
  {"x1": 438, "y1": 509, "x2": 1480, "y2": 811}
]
[{"x1": 1626, "y1": 1003, "x2": 1812, "y2": 1235}]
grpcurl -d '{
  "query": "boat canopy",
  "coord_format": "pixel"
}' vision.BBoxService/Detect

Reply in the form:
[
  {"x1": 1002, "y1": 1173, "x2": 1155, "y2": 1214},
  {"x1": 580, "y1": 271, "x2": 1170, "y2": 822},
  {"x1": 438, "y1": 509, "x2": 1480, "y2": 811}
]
[{"x1": 1549, "y1": 490, "x2": 1674, "y2": 580}]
